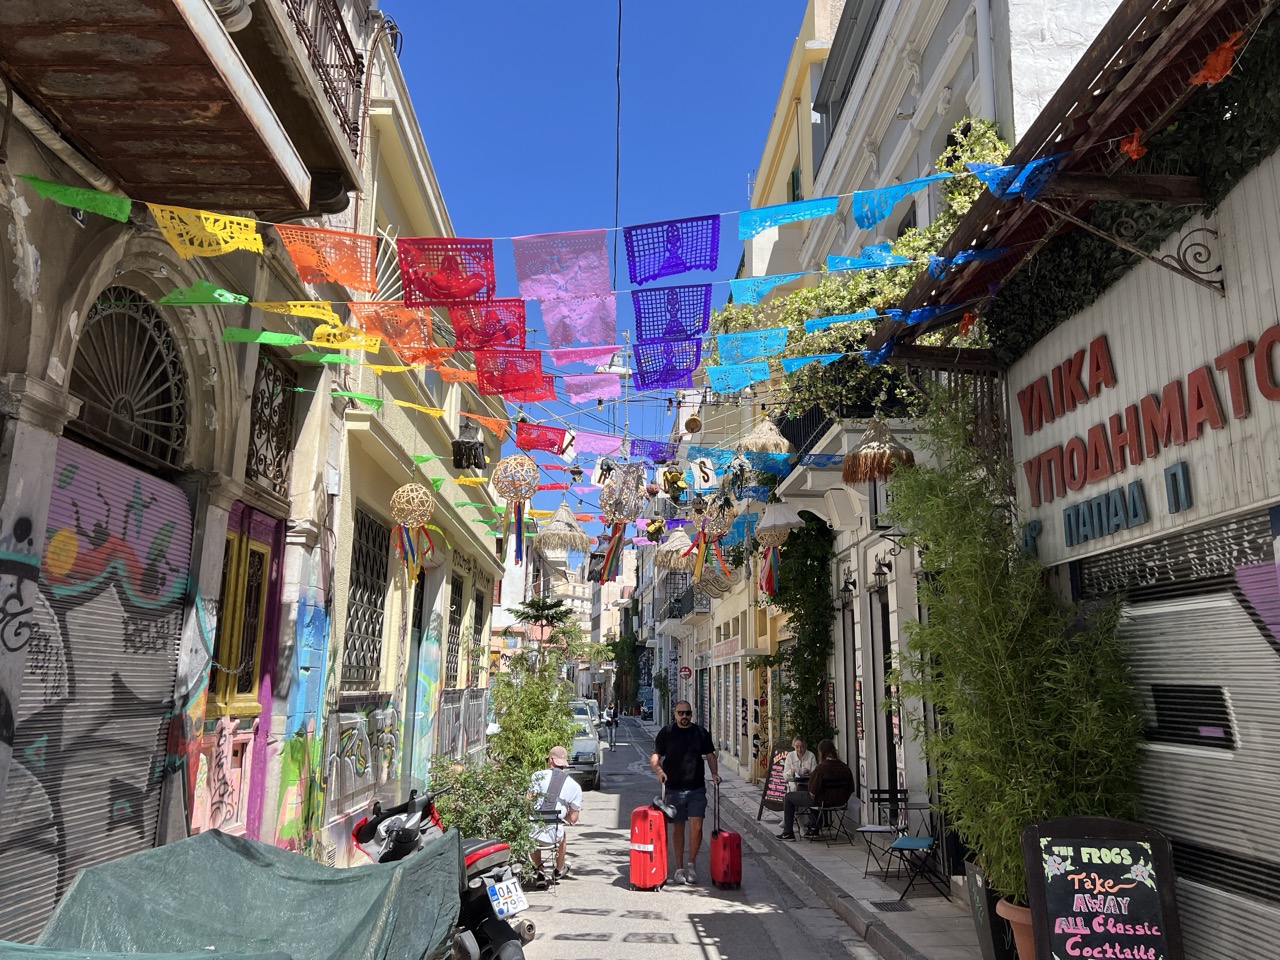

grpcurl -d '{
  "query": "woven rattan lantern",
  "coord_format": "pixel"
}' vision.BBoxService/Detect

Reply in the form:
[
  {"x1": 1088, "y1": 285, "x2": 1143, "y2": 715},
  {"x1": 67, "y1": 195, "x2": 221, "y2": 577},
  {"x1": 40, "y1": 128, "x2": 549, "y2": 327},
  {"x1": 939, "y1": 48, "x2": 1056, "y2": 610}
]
[
  {"x1": 389, "y1": 482, "x2": 438, "y2": 568},
  {"x1": 492, "y1": 454, "x2": 540, "y2": 564},
  {"x1": 533, "y1": 501, "x2": 591, "y2": 555},
  {"x1": 842, "y1": 418, "x2": 915, "y2": 484},
  {"x1": 390, "y1": 482, "x2": 436, "y2": 526}
]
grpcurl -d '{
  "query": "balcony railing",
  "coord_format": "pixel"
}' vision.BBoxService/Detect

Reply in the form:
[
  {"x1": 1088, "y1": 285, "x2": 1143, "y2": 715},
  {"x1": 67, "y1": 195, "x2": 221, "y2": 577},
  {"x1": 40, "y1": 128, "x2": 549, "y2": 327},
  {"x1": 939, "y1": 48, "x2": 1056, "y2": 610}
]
[{"x1": 281, "y1": 0, "x2": 364, "y2": 154}]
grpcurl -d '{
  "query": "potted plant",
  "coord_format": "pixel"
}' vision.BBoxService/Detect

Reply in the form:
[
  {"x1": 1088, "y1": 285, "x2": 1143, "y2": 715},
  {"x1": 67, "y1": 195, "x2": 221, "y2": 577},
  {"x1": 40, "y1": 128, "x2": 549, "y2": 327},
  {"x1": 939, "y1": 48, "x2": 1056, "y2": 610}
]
[{"x1": 884, "y1": 397, "x2": 1144, "y2": 958}]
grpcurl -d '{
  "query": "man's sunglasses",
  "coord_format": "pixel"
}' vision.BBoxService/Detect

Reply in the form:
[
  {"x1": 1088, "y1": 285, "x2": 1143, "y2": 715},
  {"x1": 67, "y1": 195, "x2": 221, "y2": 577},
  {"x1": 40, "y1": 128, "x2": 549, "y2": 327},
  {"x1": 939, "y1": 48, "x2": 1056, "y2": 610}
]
[{"x1": 676, "y1": 710, "x2": 692, "y2": 716}]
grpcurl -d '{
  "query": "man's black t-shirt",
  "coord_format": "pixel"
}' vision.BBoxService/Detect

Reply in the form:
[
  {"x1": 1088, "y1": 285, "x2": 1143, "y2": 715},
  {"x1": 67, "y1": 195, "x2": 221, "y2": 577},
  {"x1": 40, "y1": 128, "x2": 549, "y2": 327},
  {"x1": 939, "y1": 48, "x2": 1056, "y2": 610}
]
[{"x1": 654, "y1": 722, "x2": 715, "y2": 790}]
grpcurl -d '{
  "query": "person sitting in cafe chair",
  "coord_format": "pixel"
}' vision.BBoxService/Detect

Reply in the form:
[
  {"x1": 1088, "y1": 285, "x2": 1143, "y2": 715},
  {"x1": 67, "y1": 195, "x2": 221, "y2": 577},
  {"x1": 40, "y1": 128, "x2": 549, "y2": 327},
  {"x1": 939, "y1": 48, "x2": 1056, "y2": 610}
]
[{"x1": 779, "y1": 739, "x2": 853, "y2": 840}]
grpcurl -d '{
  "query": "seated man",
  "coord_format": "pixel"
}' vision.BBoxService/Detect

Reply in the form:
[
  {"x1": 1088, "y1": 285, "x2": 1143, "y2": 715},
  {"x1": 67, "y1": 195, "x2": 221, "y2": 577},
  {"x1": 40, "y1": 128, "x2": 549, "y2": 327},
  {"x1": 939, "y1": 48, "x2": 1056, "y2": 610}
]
[
  {"x1": 527, "y1": 745, "x2": 583, "y2": 884},
  {"x1": 780, "y1": 739, "x2": 853, "y2": 840}
]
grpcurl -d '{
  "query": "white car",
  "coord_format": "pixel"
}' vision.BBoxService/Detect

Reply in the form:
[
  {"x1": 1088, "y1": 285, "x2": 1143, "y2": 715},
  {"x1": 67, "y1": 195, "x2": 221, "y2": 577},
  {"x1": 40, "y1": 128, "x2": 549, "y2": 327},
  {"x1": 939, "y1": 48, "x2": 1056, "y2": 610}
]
[{"x1": 567, "y1": 719, "x2": 603, "y2": 790}]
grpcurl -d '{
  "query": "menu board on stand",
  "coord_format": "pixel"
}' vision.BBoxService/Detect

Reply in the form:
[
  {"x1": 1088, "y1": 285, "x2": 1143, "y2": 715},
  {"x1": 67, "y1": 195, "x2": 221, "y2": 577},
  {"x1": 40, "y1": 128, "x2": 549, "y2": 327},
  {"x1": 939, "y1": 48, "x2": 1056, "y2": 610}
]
[
  {"x1": 756, "y1": 739, "x2": 789, "y2": 820},
  {"x1": 1021, "y1": 816, "x2": 1184, "y2": 960}
]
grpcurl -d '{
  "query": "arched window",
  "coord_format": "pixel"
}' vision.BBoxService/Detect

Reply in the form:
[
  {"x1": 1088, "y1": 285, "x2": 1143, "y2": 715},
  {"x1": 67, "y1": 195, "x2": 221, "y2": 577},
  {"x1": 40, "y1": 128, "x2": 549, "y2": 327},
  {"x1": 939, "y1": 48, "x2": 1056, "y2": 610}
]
[{"x1": 69, "y1": 286, "x2": 188, "y2": 469}]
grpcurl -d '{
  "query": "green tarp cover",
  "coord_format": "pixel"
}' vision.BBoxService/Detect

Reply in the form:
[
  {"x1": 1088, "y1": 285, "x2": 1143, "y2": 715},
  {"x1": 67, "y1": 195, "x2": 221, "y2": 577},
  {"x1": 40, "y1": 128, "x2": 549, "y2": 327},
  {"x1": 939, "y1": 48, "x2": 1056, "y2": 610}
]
[
  {"x1": 0, "y1": 944, "x2": 290, "y2": 960},
  {"x1": 30, "y1": 830, "x2": 463, "y2": 960}
]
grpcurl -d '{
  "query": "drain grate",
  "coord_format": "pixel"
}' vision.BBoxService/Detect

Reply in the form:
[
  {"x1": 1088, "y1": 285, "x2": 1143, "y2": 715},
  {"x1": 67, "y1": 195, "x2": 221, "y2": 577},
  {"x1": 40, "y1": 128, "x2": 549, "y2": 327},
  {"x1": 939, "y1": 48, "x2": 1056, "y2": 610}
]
[{"x1": 870, "y1": 900, "x2": 913, "y2": 912}]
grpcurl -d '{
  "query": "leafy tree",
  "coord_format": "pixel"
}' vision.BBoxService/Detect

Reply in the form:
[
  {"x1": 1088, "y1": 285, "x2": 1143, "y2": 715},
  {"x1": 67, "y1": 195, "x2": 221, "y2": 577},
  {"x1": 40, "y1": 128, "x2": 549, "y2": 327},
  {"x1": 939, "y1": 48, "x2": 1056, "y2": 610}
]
[
  {"x1": 712, "y1": 119, "x2": 1010, "y2": 418},
  {"x1": 487, "y1": 649, "x2": 577, "y2": 776},
  {"x1": 883, "y1": 395, "x2": 1143, "y2": 903},
  {"x1": 430, "y1": 756, "x2": 540, "y2": 866},
  {"x1": 511, "y1": 594, "x2": 573, "y2": 633}
]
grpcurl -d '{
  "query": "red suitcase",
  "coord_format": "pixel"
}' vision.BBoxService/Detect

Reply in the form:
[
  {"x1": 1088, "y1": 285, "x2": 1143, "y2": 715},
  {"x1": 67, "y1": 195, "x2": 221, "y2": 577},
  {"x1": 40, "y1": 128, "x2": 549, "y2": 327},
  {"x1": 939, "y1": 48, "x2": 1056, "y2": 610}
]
[
  {"x1": 629, "y1": 802, "x2": 668, "y2": 891},
  {"x1": 709, "y1": 782, "x2": 742, "y2": 889}
]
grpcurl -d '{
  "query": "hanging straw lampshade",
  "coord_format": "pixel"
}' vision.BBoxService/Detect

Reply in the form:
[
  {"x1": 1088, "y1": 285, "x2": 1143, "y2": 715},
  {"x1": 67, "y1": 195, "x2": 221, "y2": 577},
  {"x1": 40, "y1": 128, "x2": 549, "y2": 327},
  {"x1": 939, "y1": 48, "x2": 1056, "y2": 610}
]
[
  {"x1": 655, "y1": 528, "x2": 697, "y2": 570},
  {"x1": 755, "y1": 501, "x2": 803, "y2": 550},
  {"x1": 390, "y1": 482, "x2": 435, "y2": 527},
  {"x1": 533, "y1": 501, "x2": 591, "y2": 555},
  {"x1": 740, "y1": 417, "x2": 795, "y2": 454},
  {"x1": 842, "y1": 418, "x2": 915, "y2": 485}
]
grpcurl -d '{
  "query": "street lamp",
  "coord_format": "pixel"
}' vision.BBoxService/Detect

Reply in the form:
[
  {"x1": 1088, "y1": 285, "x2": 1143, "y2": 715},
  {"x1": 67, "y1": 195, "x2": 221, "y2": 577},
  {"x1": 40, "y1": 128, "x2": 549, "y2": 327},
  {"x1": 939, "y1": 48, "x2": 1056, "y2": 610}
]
[
  {"x1": 870, "y1": 558, "x2": 892, "y2": 591},
  {"x1": 839, "y1": 578, "x2": 857, "y2": 609}
]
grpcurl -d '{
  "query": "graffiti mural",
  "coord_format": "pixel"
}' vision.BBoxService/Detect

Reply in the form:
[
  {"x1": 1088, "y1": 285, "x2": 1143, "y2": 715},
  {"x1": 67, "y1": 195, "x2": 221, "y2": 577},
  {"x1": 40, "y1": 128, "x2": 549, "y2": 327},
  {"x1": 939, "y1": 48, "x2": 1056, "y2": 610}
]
[
  {"x1": 322, "y1": 700, "x2": 401, "y2": 822},
  {"x1": 0, "y1": 439, "x2": 192, "y2": 942},
  {"x1": 410, "y1": 599, "x2": 443, "y2": 783},
  {"x1": 435, "y1": 688, "x2": 488, "y2": 762}
]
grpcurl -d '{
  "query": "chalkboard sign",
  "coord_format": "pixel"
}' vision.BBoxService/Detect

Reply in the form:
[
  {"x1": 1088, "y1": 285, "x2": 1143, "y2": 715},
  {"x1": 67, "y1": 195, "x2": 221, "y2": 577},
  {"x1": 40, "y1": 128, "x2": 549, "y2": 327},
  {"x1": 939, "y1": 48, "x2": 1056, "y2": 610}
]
[
  {"x1": 1021, "y1": 817, "x2": 1184, "y2": 960},
  {"x1": 756, "y1": 740, "x2": 789, "y2": 819}
]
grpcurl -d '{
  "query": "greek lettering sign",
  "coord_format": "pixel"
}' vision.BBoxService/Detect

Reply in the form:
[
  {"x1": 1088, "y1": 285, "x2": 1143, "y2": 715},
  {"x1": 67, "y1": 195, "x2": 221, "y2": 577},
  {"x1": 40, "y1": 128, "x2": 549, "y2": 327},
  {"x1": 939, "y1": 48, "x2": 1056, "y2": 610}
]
[{"x1": 1021, "y1": 817, "x2": 1184, "y2": 960}]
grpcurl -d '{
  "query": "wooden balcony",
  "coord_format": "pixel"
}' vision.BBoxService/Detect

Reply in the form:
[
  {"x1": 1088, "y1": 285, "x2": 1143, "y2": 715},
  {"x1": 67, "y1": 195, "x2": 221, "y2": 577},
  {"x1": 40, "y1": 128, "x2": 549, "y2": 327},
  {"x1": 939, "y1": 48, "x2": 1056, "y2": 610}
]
[{"x1": 0, "y1": 0, "x2": 310, "y2": 210}]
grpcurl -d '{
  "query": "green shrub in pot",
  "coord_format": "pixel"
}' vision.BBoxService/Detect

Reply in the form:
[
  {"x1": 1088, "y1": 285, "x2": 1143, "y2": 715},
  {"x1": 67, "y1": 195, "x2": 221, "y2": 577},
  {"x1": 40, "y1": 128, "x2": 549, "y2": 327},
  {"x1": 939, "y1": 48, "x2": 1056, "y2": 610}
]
[{"x1": 883, "y1": 396, "x2": 1144, "y2": 905}]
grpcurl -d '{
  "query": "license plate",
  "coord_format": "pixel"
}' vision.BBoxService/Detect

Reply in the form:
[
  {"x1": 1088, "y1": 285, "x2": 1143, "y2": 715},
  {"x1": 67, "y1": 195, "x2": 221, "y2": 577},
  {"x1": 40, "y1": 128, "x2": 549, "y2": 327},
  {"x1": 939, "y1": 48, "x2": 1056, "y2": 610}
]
[{"x1": 486, "y1": 878, "x2": 528, "y2": 918}]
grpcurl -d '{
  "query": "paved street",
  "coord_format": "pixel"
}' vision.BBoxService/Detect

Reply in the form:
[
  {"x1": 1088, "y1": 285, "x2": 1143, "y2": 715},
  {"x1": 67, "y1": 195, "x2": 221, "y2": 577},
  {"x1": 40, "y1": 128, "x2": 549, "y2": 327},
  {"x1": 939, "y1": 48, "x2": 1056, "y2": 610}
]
[{"x1": 522, "y1": 717, "x2": 878, "y2": 960}]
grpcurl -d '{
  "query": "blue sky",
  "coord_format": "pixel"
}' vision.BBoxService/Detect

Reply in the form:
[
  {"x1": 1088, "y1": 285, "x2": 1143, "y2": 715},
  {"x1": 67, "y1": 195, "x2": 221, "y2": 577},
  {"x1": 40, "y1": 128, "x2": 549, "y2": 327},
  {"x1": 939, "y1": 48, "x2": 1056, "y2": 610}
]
[{"x1": 382, "y1": 0, "x2": 807, "y2": 528}]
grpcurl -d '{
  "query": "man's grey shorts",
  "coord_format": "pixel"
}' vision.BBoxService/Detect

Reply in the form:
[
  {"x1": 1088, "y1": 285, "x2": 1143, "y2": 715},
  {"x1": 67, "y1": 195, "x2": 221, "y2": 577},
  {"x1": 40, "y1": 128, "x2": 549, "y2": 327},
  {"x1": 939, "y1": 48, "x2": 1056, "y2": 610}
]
[{"x1": 666, "y1": 787, "x2": 707, "y2": 823}]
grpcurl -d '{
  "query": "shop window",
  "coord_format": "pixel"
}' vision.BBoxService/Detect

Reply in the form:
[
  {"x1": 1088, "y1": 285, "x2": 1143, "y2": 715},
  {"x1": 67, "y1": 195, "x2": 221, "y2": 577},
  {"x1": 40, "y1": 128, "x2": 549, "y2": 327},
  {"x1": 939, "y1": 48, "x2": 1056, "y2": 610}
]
[
  {"x1": 245, "y1": 351, "x2": 297, "y2": 498},
  {"x1": 788, "y1": 165, "x2": 803, "y2": 203},
  {"x1": 69, "y1": 285, "x2": 188, "y2": 470},
  {"x1": 343, "y1": 508, "x2": 391, "y2": 689},
  {"x1": 445, "y1": 574, "x2": 465, "y2": 687},
  {"x1": 1147, "y1": 684, "x2": 1235, "y2": 750}
]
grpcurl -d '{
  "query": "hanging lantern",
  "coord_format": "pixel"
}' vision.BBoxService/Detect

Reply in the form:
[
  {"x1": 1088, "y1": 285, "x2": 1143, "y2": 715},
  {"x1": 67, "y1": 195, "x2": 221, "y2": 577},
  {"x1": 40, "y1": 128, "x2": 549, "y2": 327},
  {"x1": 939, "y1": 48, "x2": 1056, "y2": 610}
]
[
  {"x1": 389, "y1": 483, "x2": 440, "y2": 569},
  {"x1": 533, "y1": 501, "x2": 591, "y2": 555},
  {"x1": 755, "y1": 501, "x2": 803, "y2": 550},
  {"x1": 569, "y1": 464, "x2": 584, "y2": 484},
  {"x1": 644, "y1": 517, "x2": 666, "y2": 541},
  {"x1": 596, "y1": 462, "x2": 648, "y2": 582},
  {"x1": 684, "y1": 494, "x2": 735, "y2": 580},
  {"x1": 842, "y1": 418, "x2": 915, "y2": 485},
  {"x1": 661, "y1": 466, "x2": 687, "y2": 503},
  {"x1": 599, "y1": 462, "x2": 648, "y2": 524},
  {"x1": 740, "y1": 417, "x2": 795, "y2": 454},
  {"x1": 654, "y1": 528, "x2": 697, "y2": 571},
  {"x1": 684, "y1": 413, "x2": 703, "y2": 434},
  {"x1": 452, "y1": 419, "x2": 487, "y2": 469},
  {"x1": 492, "y1": 454, "x2": 540, "y2": 565}
]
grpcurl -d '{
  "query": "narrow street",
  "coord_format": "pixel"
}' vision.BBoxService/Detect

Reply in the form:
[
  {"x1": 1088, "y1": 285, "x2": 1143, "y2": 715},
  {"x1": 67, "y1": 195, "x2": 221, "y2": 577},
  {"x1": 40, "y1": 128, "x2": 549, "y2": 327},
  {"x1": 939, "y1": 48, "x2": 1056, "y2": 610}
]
[{"x1": 521, "y1": 717, "x2": 877, "y2": 960}]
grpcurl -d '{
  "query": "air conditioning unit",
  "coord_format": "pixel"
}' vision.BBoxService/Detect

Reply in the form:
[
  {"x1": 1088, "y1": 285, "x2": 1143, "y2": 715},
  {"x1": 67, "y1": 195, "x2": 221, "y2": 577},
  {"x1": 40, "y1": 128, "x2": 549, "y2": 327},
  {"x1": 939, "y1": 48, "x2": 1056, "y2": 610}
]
[{"x1": 823, "y1": 487, "x2": 864, "y2": 530}]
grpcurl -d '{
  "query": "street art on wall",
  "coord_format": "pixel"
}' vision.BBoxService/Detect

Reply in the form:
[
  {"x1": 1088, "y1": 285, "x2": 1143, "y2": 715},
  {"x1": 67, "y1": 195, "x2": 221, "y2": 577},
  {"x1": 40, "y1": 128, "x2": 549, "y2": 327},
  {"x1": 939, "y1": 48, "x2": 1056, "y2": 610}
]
[{"x1": 0, "y1": 439, "x2": 192, "y2": 941}]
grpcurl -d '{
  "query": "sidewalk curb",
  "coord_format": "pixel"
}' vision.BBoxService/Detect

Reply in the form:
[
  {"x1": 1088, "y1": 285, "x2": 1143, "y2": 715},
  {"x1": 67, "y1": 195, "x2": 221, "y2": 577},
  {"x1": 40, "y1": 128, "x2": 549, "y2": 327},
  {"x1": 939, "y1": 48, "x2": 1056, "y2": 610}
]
[{"x1": 717, "y1": 798, "x2": 931, "y2": 960}]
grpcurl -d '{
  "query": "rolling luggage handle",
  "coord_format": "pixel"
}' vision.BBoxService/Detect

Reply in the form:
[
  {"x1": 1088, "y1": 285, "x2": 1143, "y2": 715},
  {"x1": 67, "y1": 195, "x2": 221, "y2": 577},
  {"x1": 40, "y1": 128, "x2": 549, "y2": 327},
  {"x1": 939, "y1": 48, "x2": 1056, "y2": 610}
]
[
  {"x1": 712, "y1": 780, "x2": 721, "y2": 838},
  {"x1": 652, "y1": 782, "x2": 677, "y2": 820}
]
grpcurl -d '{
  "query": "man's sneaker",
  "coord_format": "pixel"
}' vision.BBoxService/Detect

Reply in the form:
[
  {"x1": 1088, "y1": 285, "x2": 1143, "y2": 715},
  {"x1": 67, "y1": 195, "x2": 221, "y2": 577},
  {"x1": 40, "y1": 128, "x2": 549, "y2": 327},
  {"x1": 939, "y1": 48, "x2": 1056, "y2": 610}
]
[
  {"x1": 777, "y1": 831, "x2": 796, "y2": 841},
  {"x1": 683, "y1": 863, "x2": 697, "y2": 884},
  {"x1": 672, "y1": 868, "x2": 687, "y2": 884},
  {"x1": 554, "y1": 863, "x2": 570, "y2": 881}
]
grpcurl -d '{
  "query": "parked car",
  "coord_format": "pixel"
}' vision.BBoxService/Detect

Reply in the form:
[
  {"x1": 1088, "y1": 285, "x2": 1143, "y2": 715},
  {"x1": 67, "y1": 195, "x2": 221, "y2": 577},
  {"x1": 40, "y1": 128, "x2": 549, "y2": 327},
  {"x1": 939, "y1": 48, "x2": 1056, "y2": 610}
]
[
  {"x1": 567, "y1": 719, "x2": 603, "y2": 790},
  {"x1": 570, "y1": 698, "x2": 599, "y2": 730}
]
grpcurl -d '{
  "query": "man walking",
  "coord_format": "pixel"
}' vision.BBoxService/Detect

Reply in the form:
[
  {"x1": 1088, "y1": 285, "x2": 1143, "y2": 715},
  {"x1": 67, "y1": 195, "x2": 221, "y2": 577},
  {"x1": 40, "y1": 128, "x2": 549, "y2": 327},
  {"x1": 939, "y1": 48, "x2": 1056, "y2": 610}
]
[
  {"x1": 650, "y1": 700, "x2": 719, "y2": 884},
  {"x1": 603, "y1": 703, "x2": 617, "y2": 748}
]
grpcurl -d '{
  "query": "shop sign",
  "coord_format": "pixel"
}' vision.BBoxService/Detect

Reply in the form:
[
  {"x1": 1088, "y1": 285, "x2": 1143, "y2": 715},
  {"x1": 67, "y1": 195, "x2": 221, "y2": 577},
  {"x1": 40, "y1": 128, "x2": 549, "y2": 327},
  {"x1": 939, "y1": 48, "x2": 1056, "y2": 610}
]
[
  {"x1": 713, "y1": 633, "x2": 741, "y2": 660},
  {"x1": 1022, "y1": 817, "x2": 1184, "y2": 960},
  {"x1": 1016, "y1": 326, "x2": 1280, "y2": 551}
]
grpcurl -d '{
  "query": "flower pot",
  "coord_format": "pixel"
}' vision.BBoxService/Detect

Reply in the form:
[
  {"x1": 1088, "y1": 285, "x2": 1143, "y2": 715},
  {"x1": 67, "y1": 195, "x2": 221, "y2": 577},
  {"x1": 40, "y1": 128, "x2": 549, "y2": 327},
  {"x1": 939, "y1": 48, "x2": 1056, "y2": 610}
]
[
  {"x1": 965, "y1": 862, "x2": 1015, "y2": 960},
  {"x1": 994, "y1": 898, "x2": 1035, "y2": 960}
]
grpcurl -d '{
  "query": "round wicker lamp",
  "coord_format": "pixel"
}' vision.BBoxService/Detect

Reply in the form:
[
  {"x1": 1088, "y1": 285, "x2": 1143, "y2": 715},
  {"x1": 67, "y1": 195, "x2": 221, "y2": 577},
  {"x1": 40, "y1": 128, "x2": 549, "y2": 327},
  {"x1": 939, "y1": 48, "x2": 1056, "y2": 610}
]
[
  {"x1": 755, "y1": 501, "x2": 803, "y2": 549},
  {"x1": 390, "y1": 482, "x2": 435, "y2": 526},
  {"x1": 492, "y1": 454, "x2": 540, "y2": 502}
]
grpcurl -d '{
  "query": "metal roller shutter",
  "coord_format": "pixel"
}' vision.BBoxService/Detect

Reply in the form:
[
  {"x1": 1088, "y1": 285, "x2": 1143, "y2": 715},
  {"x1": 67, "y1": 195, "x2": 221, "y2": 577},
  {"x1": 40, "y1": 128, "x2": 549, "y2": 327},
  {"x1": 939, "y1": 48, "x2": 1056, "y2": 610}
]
[
  {"x1": 0, "y1": 439, "x2": 192, "y2": 942},
  {"x1": 1080, "y1": 513, "x2": 1280, "y2": 960}
]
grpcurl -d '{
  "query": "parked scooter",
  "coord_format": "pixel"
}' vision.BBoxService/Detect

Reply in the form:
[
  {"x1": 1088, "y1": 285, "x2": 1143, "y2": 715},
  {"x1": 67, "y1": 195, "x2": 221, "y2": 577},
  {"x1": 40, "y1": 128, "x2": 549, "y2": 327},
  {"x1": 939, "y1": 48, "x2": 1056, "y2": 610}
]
[{"x1": 352, "y1": 785, "x2": 534, "y2": 960}]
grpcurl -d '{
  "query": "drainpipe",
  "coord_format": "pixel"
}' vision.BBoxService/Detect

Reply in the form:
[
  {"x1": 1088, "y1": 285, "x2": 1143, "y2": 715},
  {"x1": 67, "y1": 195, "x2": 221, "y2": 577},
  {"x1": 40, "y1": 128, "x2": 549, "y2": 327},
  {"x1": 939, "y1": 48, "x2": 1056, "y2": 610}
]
[
  {"x1": 6, "y1": 89, "x2": 118, "y2": 194},
  {"x1": 973, "y1": 0, "x2": 997, "y2": 121}
]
